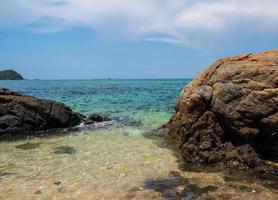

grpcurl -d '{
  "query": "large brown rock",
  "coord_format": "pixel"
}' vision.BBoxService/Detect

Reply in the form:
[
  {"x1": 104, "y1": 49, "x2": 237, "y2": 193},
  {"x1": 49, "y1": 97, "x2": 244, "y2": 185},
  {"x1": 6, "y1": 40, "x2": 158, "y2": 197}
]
[
  {"x1": 167, "y1": 50, "x2": 278, "y2": 169},
  {"x1": 0, "y1": 88, "x2": 84, "y2": 136}
]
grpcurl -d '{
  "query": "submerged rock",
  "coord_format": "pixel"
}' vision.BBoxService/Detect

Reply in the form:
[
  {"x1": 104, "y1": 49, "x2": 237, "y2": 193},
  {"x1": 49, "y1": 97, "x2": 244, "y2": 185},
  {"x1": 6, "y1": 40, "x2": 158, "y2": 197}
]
[
  {"x1": 15, "y1": 142, "x2": 40, "y2": 150},
  {"x1": 181, "y1": 184, "x2": 218, "y2": 199},
  {"x1": 54, "y1": 146, "x2": 76, "y2": 155},
  {"x1": 54, "y1": 181, "x2": 62, "y2": 186},
  {"x1": 0, "y1": 88, "x2": 85, "y2": 136},
  {"x1": 167, "y1": 50, "x2": 278, "y2": 171},
  {"x1": 0, "y1": 171, "x2": 14, "y2": 177},
  {"x1": 34, "y1": 189, "x2": 42, "y2": 195}
]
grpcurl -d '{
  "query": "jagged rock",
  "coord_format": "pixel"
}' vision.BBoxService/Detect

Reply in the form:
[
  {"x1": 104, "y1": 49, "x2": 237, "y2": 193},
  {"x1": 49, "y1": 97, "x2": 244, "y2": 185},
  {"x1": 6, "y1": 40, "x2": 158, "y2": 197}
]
[
  {"x1": 0, "y1": 88, "x2": 84, "y2": 136},
  {"x1": 167, "y1": 50, "x2": 278, "y2": 170}
]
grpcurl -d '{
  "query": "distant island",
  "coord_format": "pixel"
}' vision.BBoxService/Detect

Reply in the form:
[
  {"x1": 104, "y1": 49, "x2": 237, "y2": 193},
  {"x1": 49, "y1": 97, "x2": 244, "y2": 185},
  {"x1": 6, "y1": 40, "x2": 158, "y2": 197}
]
[{"x1": 0, "y1": 69, "x2": 24, "y2": 80}]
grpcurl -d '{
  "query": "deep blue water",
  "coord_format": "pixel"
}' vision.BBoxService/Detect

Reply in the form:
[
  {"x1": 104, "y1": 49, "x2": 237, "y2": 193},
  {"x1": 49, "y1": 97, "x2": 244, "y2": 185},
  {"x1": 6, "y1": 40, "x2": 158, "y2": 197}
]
[{"x1": 0, "y1": 79, "x2": 190, "y2": 128}]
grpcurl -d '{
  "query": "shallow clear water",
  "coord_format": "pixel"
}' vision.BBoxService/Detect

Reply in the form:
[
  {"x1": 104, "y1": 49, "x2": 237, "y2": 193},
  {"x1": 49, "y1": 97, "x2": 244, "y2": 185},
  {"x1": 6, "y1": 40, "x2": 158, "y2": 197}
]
[
  {"x1": 0, "y1": 128, "x2": 181, "y2": 199},
  {"x1": 0, "y1": 80, "x2": 277, "y2": 199}
]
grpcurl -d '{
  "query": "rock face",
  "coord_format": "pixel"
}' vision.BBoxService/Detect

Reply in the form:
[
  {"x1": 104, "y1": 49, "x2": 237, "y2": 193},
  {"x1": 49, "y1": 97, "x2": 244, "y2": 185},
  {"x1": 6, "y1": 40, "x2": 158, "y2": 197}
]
[
  {"x1": 167, "y1": 50, "x2": 278, "y2": 169},
  {"x1": 0, "y1": 88, "x2": 84, "y2": 136}
]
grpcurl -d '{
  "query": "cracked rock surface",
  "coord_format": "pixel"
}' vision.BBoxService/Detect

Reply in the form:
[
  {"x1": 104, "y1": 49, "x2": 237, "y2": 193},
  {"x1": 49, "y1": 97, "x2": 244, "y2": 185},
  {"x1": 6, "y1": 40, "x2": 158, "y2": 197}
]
[
  {"x1": 167, "y1": 50, "x2": 278, "y2": 170},
  {"x1": 0, "y1": 88, "x2": 84, "y2": 136}
]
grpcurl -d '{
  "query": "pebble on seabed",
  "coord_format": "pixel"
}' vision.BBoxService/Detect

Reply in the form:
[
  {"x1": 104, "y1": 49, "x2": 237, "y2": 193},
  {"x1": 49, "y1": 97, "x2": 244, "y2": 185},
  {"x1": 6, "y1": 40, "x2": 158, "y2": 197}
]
[
  {"x1": 53, "y1": 146, "x2": 77, "y2": 155},
  {"x1": 54, "y1": 181, "x2": 62, "y2": 186},
  {"x1": 34, "y1": 189, "x2": 42, "y2": 195}
]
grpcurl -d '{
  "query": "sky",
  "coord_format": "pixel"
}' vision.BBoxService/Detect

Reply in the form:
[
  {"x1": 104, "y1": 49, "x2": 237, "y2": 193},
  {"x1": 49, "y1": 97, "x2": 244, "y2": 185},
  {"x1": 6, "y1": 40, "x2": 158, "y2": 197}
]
[{"x1": 0, "y1": 0, "x2": 278, "y2": 79}]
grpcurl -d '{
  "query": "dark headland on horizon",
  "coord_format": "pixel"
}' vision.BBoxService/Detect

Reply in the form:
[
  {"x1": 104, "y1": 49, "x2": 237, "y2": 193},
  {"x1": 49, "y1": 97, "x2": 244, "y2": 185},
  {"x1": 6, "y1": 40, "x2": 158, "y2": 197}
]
[{"x1": 0, "y1": 69, "x2": 24, "y2": 80}]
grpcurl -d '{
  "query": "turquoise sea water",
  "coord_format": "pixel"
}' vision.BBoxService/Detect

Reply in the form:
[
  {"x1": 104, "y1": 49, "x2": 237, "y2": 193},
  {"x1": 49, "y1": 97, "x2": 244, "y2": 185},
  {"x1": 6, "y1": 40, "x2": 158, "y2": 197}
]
[
  {"x1": 0, "y1": 79, "x2": 189, "y2": 129},
  {"x1": 1, "y1": 79, "x2": 277, "y2": 199}
]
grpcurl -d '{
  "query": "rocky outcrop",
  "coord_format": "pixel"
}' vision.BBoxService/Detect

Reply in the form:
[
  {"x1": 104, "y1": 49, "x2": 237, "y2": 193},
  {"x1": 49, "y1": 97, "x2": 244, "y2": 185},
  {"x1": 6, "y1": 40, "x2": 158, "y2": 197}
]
[
  {"x1": 0, "y1": 88, "x2": 84, "y2": 136},
  {"x1": 167, "y1": 50, "x2": 278, "y2": 170}
]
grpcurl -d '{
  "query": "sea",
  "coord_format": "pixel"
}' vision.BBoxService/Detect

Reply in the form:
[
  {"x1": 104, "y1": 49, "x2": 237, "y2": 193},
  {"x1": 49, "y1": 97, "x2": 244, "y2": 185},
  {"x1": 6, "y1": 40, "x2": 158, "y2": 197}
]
[{"x1": 0, "y1": 79, "x2": 276, "y2": 200}]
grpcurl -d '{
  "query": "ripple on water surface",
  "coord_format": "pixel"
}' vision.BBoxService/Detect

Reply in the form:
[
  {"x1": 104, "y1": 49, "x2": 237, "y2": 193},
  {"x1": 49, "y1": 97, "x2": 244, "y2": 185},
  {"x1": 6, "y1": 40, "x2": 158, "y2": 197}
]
[{"x1": 0, "y1": 128, "x2": 277, "y2": 200}]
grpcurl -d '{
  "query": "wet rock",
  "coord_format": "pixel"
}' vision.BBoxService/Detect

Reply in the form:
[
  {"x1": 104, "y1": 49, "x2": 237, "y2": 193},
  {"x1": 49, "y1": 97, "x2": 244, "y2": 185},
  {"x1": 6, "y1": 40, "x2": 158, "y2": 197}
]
[
  {"x1": 85, "y1": 114, "x2": 111, "y2": 124},
  {"x1": 236, "y1": 144, "x2": 262, "y2": 167},
  {"x1": 54, "y1": 146, "x2": 76, "y2": 155},
  {"x1": 167, "y1": 50, "x2": 278, "y2": 170},
  {"x1": 0, "y1": 88, "x2": 84, "y2": 136},
  {"x1": 15, "y1": 142, "x2": 40, "y2": 150}
]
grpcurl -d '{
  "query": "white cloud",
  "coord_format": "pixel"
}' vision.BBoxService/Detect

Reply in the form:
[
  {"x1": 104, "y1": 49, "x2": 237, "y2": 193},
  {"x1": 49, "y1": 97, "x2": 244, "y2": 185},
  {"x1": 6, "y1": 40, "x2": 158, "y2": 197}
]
[{"x1": 0, "y1": 0, "x2": 278, "y2": 45}]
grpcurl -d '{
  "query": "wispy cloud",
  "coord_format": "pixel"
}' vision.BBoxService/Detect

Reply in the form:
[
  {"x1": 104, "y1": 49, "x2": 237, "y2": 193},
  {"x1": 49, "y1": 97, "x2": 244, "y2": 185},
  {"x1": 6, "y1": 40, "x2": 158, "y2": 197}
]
[{"x1": 1, "y1": 0, "x2": 278, "y2": 45}]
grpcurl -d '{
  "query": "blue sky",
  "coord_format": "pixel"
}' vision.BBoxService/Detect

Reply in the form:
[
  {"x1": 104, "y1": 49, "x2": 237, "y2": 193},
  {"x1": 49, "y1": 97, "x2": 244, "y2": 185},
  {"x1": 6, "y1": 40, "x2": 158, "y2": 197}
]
[{"x1": 0, "y1": 0, "x2": 278, "y2": 79}]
